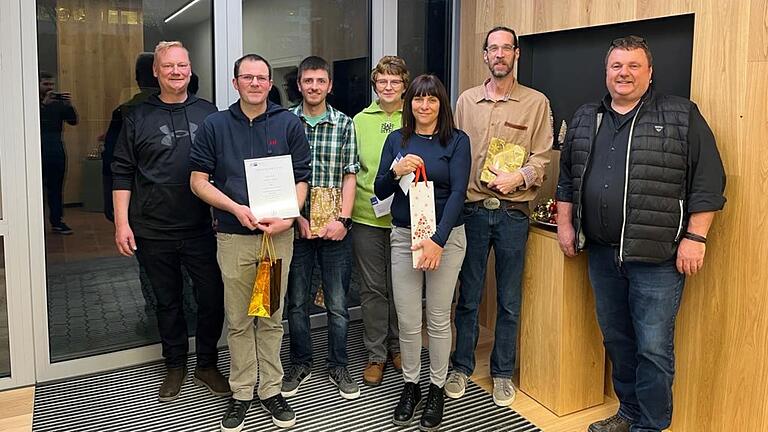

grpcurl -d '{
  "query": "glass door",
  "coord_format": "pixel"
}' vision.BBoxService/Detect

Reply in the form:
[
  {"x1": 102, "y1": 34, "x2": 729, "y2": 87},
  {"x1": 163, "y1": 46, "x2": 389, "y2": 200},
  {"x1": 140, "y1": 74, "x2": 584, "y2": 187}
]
[
  {"x1": 27, "y1": 0, "x2": 225, "y2": 382},
  {"x1": 0, "y1": 0, "x2": 37, "y2": 390}
]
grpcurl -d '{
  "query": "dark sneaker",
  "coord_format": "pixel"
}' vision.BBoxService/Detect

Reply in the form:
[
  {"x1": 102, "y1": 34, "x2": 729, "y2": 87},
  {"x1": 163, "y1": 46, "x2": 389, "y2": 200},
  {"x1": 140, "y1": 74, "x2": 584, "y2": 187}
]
[
  {"x1": 261, "y1": 394, "x2": 296, "y2": 429},
  {"x1": 588, "y1": 414, "x2": 632, "y2": 432},
  {"x1": 281, "y1": 364, "x2": 312, "y2": 397},
  {"x1": 51, "y1": 222, "x2": 73, "y2": 235},
  {"x1": 393, "y1": 381, "x2": 422, "y2": 426},
  {"x1": 328, "y1": 366, "x2": 360, "y2": 399},
  {"x1": 220, "y1": 398, "x2": 251, "y2": 432},
  {"x1": 419, "y1": 383, "x2": 444, "y2": 432},
  {"x1": 158, "y1": 366, "x2": 186, "y2": 402},
  {"x1": 194, "y1": 366, "x2": 232, "y2": 397}
]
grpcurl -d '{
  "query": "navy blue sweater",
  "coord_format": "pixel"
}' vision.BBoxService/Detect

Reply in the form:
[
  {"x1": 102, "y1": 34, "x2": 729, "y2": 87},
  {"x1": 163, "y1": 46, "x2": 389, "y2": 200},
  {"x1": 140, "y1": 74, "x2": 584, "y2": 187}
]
[
  {"x1": 374, "y1": 129, "x2": 471, "y2": 247},
  {"x1": 190, "y1": 101, "x2": 311, "y2": 235}
]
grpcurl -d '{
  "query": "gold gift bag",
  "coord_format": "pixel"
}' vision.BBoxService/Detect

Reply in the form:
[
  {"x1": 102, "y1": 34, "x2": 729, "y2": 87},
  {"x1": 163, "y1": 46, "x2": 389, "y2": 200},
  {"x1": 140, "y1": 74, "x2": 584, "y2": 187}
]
[
  {"x1": 309, "y1": 187, "x2": 342, "y2": 236},
  {"x1": 480, "y1": 137, "x2": 527, "y2": 183},
  {"x1": 248, "y1": 234, "x2": 283, "y2": 317}
]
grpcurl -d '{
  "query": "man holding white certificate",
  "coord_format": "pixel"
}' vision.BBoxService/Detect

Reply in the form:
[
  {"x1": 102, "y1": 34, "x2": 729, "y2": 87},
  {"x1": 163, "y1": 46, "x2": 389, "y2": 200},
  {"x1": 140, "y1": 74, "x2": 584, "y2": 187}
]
[{"x1": 190, "y1": 54, "x2": 310, "y2": 431}]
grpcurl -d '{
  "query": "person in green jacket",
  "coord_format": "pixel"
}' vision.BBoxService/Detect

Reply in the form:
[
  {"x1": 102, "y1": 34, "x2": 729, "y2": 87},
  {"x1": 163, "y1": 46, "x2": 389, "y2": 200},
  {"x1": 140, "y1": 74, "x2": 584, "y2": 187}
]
[{"x1": 351, "y1": 56, "x2": 410, "y2": 386}]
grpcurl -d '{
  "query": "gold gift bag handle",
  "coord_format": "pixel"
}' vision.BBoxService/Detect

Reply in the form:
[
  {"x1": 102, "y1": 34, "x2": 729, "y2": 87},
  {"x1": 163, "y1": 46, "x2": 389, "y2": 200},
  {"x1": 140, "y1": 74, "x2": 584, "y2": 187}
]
[{"x1": 263, "y1": 232, "x2": 277, "y2": 264}]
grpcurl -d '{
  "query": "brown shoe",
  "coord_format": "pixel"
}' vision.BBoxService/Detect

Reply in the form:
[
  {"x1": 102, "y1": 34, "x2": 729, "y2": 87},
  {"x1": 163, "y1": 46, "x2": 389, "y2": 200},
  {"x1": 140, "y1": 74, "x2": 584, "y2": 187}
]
[
  {"x1": 158, "y1": 366, "x2": 187, "y2": 402},
  {"x1": 390, "y1": 352, "x2": 402, "y2": 372},
  {"x1": 363, "y1": 362, "x2": 385, "y2": 386},
  {"x1": 193, "y1": 366, "x2": 232, "y2": 397}
]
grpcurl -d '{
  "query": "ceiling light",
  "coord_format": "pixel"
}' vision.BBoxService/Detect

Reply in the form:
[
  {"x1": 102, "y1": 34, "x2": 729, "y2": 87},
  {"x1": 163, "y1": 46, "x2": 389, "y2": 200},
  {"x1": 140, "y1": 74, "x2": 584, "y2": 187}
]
[{"x1": 164, "y1": 0, "x2": 201, "y2": 23}]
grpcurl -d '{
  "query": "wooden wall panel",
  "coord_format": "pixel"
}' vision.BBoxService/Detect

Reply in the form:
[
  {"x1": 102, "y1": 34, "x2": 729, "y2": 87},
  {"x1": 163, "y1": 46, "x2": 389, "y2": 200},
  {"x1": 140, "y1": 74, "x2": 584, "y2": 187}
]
[
  {"x1": 583, "y1": 0, "x2": 637, "y2": 27},
  {"x1": 56, "y1": 0, "x2": 143, "y2": 204},
  {"x1": 461, "y1": 1, "x2": 768, "y2": 430},
  {"x1": 749, "y1": 0, "x2": 768, "y2": 61},
  {"x1": 635, "y1": 0, "x2": 693, "y2": 18}
]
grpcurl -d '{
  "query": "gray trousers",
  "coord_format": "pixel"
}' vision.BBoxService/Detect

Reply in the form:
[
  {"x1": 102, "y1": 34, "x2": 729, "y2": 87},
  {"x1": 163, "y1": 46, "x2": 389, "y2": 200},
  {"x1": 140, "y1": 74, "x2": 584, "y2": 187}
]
[
  {"x1": 352, "y1": 222, "x2": 400, "y2": 362},
  {"x1": 391, "y1": 225, "x2": 466, "y2": 387}
]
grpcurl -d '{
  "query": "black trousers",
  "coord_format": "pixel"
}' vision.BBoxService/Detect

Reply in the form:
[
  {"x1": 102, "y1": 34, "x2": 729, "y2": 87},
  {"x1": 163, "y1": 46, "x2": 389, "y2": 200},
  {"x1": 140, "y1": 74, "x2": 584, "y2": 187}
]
[
  {"x1": 42, "y1": 156, "x2": 65, "y2": 225},
  {"x1": 135, "y1": 234, "x2": 225, "y2": 368}
]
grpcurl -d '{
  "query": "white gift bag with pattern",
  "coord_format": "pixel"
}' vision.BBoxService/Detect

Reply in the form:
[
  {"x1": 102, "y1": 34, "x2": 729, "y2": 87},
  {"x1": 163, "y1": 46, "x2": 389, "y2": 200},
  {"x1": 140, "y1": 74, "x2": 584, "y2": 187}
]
[{"x1": 408, "y1": 165, "x2": 437, "y2": 268}]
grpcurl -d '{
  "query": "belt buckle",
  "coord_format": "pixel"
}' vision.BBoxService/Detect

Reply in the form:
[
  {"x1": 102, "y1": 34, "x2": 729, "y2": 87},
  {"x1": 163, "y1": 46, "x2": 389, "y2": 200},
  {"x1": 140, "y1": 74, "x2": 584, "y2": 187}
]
[{"x1": 482, "y1": 197, "x2": 500, "y2": 210}]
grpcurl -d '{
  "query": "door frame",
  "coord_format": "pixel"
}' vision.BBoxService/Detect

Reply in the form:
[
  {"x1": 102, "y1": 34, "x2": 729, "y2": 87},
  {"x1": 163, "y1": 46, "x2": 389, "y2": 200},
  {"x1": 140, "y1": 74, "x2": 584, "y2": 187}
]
[{"x1": 7, "y1": 0, "x2": 446, "y2": 385}]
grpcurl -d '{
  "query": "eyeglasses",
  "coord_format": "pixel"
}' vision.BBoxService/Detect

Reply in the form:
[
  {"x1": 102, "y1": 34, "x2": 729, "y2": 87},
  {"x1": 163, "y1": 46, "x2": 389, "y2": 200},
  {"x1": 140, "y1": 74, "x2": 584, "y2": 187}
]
[
  {"x1": 485, "y1": 44, "x2": 516, "y2": 55},
  {"x1": 375, "y1": 79, "x2": 404, "y2": 88},
  {"x1": 237, "y1": 74, "x2": 270, "y2": 85},
  {"x1": 159, "y1": 62, "x2": 190, "y2": 71}
]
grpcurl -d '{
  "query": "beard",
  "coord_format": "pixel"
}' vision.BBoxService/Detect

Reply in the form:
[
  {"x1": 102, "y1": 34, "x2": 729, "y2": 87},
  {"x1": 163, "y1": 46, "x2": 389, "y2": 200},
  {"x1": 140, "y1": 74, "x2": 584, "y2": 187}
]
[{"x1": 488, "y1": 60, "x2": 514, "y2": 78}]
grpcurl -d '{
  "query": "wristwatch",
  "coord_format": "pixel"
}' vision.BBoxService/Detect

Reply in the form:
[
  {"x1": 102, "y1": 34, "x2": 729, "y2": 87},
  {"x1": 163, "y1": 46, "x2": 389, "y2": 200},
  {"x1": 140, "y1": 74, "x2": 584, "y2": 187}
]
[
  {"x1": 389, "y1": 167, "x2": 402, "y2": 181},
  {"x1": 337, "y1": 216, "x2": 353, "y2": 231}
]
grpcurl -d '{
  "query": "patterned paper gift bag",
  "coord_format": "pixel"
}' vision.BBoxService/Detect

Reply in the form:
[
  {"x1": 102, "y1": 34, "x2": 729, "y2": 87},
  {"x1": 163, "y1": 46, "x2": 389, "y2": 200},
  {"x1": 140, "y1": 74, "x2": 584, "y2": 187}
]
[
  {"x1": 408, "y1": 165, "x2": 436, "y2": 268},
  {"x1": 248, "y1": 233, "x2": 283, "y2": 317},
  {"x1": 480, "y1": 137, "x2": 527, "y2": 183},
  {"x1": 310, "y1": 186, "x2": 342, "y2": 236}
]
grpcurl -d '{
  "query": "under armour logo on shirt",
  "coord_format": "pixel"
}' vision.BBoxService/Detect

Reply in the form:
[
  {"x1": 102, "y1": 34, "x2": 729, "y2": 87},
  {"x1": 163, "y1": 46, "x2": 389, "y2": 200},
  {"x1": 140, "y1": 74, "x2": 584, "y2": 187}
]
[
  {"x1": 654, "y1": 125, "x2": 664, "y2": 132},
  {"x1": 159, "y1": 122, "x2": 199, "y2": 147}
]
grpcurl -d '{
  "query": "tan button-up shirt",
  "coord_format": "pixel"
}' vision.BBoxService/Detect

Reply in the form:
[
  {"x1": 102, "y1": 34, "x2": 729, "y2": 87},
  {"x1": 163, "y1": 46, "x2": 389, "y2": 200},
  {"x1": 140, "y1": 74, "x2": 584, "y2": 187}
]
[{"x1": 455, "y1": 78, "x2": 553, "y2": 204}]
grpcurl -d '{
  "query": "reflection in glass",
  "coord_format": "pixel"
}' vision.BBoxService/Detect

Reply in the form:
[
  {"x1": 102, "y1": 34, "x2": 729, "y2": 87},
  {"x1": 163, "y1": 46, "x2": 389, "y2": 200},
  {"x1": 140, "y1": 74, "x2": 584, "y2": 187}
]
[
  {"x1": 242, "y1": 0, "x2": 371, "y2": 118},
  {"x1": 242, "y1": 0, "x2": 370, "y2": 315},
  {"x1": 397, "y1": 0, "x2": 452, "y2": 93},
  {"x1": 0, "y1": 238, "x2": 10, "y2": 378},
  {"x1": 36, "y1": 0, "x2": 213, "y2": 362}
]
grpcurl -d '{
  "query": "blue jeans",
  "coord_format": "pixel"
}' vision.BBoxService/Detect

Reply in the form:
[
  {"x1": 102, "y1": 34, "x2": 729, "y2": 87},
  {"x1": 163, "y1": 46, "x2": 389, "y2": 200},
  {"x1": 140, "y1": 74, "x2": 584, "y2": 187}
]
[
  {"x1": 452, "y1": 205, "x2": 529, "y2": 378},
  {"x1": 588, "y1": 244, "x2": 685, "y2": 432},
  {"x1": 286, "y1": 235, "x2": 352, "y2": 369}
]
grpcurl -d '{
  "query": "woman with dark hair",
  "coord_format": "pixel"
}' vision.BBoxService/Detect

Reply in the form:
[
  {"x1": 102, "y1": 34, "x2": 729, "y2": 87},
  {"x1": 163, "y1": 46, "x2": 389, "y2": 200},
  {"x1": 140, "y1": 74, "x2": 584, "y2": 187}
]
[{"x1": 374, "y1": 75, "x2": 471, "y2": 431}]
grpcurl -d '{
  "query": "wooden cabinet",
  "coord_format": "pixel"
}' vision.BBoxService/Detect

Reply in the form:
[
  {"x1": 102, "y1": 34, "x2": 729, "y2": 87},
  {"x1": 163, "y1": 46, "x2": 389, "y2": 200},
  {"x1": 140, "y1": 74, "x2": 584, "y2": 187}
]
[{"x1": 519, "y1": 226, "x2": 605, "y2": 416}]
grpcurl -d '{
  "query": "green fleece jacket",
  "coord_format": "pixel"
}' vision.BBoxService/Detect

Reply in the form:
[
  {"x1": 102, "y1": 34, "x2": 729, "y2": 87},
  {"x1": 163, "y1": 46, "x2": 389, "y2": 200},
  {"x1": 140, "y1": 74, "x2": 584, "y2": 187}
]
[{"x1": 352, "y1": 100, "x2": 402, "y2": 228}]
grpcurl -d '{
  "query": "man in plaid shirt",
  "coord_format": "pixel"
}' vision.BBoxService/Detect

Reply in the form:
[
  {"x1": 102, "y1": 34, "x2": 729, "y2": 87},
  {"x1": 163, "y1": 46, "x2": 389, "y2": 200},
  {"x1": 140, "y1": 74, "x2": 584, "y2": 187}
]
[{"x1": 281, "y1": 56, "x2": 361, "y2": 401}]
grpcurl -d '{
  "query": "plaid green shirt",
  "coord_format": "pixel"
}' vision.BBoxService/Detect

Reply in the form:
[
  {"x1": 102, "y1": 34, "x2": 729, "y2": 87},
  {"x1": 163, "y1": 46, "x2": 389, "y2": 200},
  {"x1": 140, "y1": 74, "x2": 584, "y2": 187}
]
[{"x1": 290, "y1": 103, "x2": 359, "y2": 193}]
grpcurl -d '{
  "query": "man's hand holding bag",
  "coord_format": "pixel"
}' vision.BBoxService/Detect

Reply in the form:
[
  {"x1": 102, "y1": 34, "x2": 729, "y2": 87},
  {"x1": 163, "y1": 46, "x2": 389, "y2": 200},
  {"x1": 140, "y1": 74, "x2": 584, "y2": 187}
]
[{"x1": 248, "y1": 233, "x2": 282, "y2": 317}]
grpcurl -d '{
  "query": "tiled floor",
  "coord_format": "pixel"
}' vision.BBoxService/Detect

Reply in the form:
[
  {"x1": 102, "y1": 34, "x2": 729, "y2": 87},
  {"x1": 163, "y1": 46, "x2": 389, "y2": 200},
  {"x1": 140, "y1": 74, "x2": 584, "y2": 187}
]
[
  {"x1": 43, "y1": 207, "x2": 360, "y2": 363},
  {"x1": 45, "y1": 208, "x2": 196, "y2": 362}
]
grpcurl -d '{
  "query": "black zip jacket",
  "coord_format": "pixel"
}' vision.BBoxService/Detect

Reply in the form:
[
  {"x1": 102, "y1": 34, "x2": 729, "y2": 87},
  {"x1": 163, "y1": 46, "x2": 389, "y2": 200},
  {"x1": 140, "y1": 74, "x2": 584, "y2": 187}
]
[
  {"x1": 112, "y1": 93, "x2": 217, "y2": 240},
  {"x1": 189, "y1": 101, "x2": 311, "y2": 235}
]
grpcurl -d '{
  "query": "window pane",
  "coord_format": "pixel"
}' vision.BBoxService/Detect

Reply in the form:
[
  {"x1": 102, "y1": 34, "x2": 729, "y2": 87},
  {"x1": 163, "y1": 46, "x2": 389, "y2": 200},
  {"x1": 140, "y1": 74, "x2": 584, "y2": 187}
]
[
  {"x1": 0, "y1": 237, "x2": 10, "y2": 378},
  {"x1": 36, "y1": 0, "x2": 214, "y2": 362},
  {"x1": 397, "y1": 0, "x2": 452, "y2": 92},
  {"x1": 242, "y1": 0, "x2": 370, "y2": 315},
  {"x1": 242, "y1": 0, "x2": 371, "y2": 117}
]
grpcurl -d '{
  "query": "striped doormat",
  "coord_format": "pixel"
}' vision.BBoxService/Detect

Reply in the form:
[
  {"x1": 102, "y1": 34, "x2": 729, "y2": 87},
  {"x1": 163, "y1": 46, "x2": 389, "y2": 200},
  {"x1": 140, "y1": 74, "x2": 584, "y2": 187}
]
[{"x1": 33, "y1": 323, "x2": 540, "y2": 431}]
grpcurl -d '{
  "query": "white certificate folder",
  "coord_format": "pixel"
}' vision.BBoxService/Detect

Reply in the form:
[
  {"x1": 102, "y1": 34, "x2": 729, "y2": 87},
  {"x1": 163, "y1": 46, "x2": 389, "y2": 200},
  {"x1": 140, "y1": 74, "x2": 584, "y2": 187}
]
[{"x1": 244, "y1": 155, "x2": 300, "y2": 219}]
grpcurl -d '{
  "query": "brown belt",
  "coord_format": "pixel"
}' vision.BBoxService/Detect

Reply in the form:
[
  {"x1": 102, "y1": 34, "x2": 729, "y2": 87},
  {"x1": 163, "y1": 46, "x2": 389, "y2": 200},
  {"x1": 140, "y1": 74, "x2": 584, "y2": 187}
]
[{"x1": 466, "y1": 198, "x2": 529, "y2": 215}]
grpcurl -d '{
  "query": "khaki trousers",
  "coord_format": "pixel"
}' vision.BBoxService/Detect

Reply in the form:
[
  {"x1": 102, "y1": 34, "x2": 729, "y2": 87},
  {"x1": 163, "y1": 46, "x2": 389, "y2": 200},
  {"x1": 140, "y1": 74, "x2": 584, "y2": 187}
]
[{"x1": 216, "y1": 230, "x2": 293, "y2": 401}]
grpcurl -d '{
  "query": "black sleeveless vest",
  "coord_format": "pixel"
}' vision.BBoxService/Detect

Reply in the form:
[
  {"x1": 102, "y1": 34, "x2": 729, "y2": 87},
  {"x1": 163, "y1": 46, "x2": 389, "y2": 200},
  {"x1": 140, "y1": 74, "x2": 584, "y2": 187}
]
[{"x1": 565, "y1": 91, "x2": 691, "y2": 263}]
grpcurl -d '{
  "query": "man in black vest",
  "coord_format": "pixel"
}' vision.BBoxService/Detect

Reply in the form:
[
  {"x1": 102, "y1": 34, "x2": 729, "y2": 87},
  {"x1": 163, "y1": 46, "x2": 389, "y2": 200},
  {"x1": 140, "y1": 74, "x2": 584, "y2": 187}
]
[{"x1": 556, "y1": 36, "x2": 726, "y2": 432}]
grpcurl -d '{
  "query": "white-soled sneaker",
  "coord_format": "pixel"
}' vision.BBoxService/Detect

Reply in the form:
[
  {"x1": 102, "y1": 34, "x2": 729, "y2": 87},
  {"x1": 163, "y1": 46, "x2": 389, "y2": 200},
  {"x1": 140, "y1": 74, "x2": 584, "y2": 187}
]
[
  {"x1": 444, "y1": 371, "x2": 468, "y2": 399},
  {"x1": 492, "y1": 377, "x2": 516, "y2": 406}
]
